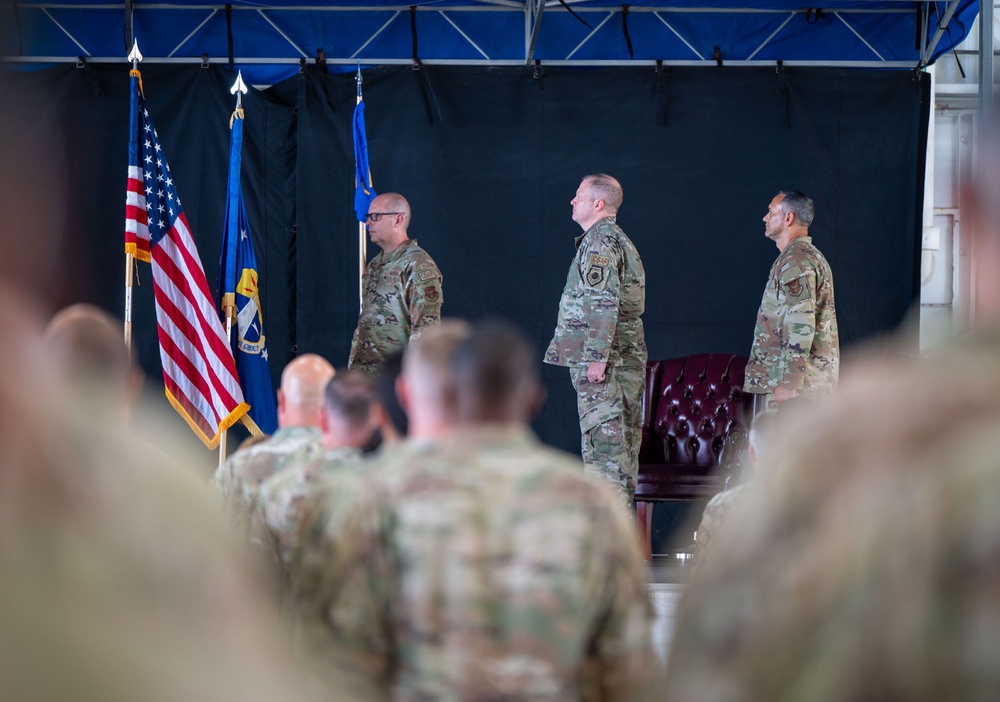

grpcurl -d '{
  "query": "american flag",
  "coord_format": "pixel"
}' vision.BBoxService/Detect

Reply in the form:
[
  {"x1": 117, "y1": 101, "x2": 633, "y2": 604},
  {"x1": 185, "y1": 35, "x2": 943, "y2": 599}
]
[{"x1": 125, "y1": 69, "x2": 248, "y2": 448}]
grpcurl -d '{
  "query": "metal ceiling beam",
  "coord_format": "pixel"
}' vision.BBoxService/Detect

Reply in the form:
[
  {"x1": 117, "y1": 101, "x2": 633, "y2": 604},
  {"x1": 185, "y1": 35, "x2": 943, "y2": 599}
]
[
  {"x1": 1, "y1": 55, "x2": 919, "y2": 68},
  {"x1": 439, "y1": 10, "x2": 491, "y2": 59},
  {"x1": 916, "y1": 0, "x2": 962, "y2": 68},
  {"x1": 40, "y1": 7, "x2": 91, "y2": 55},
  {"x1": 745, "y1": 10, "x2": 794, "y2": 60},
  {"x1": 525, "y1": 0, "x2": 544, "y2": 63},
  {"x1": 833, "y1": 11, "x2": 885, "y2": 60},
  {"x1": 19, "y1": 2, "x2": 921, "y2": 11}
]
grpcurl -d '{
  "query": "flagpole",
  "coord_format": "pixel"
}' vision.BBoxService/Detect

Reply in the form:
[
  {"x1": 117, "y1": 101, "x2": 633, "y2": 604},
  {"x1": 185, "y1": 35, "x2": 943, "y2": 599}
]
[
  {"x1": 356, "y1": 65, "x2": 367, "y2": 314},
  {"x1": 124, "y1": 41, "x2": 142, "y2": 354},
  {"x1": 219, "y1": 71, "x2": 249, "y2": 468}
]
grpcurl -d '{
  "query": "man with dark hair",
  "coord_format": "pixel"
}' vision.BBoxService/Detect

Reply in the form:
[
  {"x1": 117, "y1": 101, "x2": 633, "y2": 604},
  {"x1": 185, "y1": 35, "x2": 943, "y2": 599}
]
[
  {"x1": 294, "y1": 321, "x2": 654, "y2": 701},
  {"x1": 251, "y1": 370, "x2": 376, "y2": 591},
  {"x1": 349, "y1": 193, "x2": 443, "y2": 375},
  {"x1": 745, "y1": 190, "x2": 839, "y2": 406},
  {"x1": 662, "y1": 125, "x2": 1000, "y2": 700},
  {"x1": 546, "y1": 174, "x2": 647, "y2": 506}
]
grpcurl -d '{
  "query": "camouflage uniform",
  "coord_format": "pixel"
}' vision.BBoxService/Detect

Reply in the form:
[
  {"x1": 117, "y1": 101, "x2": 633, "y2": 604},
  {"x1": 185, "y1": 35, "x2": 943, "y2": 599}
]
[
  {"x1": 744, "y1": 236, "x2": 839, "y2": 401},
  {"x1": 694, "y1": 484, "x2": 749, "y2": 560},
  {"x1": 292, "y1": 427, "x2": 655, "y2": 701},
  {"x1": 213, "y1": 426, "x2": 323, "y2": 537},
  {"x1": 250, "y1": 445, "x2": 364, "y2": 590},
  {"x1": 545, "y1": 216, "x2": 646, "y2": 504},
  {"x1": 349, "y1": 239, "x2": 443, "y2": 375},
  {"x1": 664, "y1": 329, "x2": 1000, "y2": 702}
]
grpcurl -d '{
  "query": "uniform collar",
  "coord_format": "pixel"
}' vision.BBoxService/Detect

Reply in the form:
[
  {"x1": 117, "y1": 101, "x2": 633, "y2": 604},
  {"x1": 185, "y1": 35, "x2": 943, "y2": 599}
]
[
  {"x1": 377, "y1": 237, "x2": 418, "y2": 264},
  {"x1": 575, "y1": 216, "x2": 616, "y2": 248}
]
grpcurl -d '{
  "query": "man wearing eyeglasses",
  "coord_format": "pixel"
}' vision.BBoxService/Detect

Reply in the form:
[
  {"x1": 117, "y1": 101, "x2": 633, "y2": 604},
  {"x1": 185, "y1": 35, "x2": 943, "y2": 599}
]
[
  {"x1": 545, "y1": 174, "x2": 646, "y2": 507},
  {"x1": 349, "y1": 193, "x2": 443, "y2": 376}
]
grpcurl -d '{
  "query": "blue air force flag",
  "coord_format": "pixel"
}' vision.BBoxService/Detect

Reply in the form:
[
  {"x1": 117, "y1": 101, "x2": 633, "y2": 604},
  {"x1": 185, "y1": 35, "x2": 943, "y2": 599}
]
[
  {"x1": 219, "y1": 107, "x2": 278, "y2": 436},
  {"x1": 353, "y1": 98, "x2": 377, "y2": 222}
]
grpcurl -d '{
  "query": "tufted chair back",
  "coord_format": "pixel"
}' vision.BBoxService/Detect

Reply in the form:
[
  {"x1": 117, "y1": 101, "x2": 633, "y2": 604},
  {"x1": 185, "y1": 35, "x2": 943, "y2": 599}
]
[
  {"x1": 635, "y1": 353, "x2": 753, "y2": 557},
  {"x1": 649, "y1": 354, "x2": 749, "y2": 468}
]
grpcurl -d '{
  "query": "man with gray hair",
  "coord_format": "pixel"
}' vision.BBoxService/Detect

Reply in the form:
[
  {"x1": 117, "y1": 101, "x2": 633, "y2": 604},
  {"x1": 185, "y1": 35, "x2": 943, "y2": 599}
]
[
  {"x1": 745, "y1": 191, "x2": 839, "y2": 407},
  {"x1": 546, "y1": 174, "x2": 646, "y2": 506},
  {"x1": 349, "y1": 192, "x2": 443, "y2": 375}
]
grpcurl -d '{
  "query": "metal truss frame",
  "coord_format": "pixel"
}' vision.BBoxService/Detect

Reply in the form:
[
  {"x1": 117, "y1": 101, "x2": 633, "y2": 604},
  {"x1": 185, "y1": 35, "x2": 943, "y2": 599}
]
[{"x1": 3, "y1": 0, "x2": 972, "y2": 70}]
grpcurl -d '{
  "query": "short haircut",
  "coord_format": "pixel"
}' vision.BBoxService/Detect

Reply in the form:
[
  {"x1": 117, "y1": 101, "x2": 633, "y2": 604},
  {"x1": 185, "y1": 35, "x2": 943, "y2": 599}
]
[
  {"x1": 324, "y1": 369, "x2": 376, "y2": 429},
  {"x1": 584, "y1": 174, "x2": 624, "y2": 213},
  {"x1": 378, "y1": 192, "x2": 412, "y2": 227},
  {"x1": 451, "y1": 321, "x2": 540, "y2": 411},
  {"x1": 748, "y1": 409, "x2": 780, "y2": 456},
  {"x1": 777, "y1": 191, "x2": 815, "y2": 228},
  {"x1": 403, "y1": 320, "x2": 472, "y2": 408},
  {"x1": 375, "y1": 350, "x2": 408, "y2": 437},
  {"x1": 44, "y1": 304, "x2": 134, "y2": 394}
]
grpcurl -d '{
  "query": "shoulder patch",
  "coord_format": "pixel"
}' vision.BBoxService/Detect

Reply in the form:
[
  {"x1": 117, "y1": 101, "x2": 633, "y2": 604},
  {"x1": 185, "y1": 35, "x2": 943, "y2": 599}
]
[
  {"x1": 424, "y1": 285, "x2": 439, "y2": 302},
  {"x1": 786, "y1": 278, "x2": 803, "y2": 296},
  {"x1": 416, "y1": 268, "x2": 439, "y2": 283},
  {"x1": 584, "y1": 252, "x2": 610, "y2": 288}
]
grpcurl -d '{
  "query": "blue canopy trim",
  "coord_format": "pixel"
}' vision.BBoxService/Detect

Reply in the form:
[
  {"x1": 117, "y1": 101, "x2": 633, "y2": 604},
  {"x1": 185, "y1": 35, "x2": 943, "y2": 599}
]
[{"x1": 1, "y1": 0, "x2": 978, "y2": 84}]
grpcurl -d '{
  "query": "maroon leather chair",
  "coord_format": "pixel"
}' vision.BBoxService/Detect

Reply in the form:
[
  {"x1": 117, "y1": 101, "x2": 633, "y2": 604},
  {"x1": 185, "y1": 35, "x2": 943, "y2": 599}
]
[{"x1": 636, "y1": 353, "x2": 753, "y2": 558}]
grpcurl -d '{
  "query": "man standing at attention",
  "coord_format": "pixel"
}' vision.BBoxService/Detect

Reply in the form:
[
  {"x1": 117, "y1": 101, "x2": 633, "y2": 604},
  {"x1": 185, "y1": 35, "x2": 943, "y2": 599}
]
[
  {"x1": 546, "y1": 174, "x2": 646, "y2": 506},
  {"x1": 349, "y1": 192, "x2": 443, "y2": 375},
  {"x1": 745, "y1": 191, "x2": 839, "y2": 406}
]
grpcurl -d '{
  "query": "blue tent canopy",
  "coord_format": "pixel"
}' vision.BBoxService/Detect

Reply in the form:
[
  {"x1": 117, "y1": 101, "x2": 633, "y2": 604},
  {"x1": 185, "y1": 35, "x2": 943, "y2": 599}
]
[{"x1": 1, "y1": 0, "x2": 979, "y2": 84}]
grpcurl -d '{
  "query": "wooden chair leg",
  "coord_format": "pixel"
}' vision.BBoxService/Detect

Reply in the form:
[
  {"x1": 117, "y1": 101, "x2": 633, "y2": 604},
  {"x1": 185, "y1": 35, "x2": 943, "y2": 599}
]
[{"x1": 636, "y1": 501, "x2": 653, "y2": 560}]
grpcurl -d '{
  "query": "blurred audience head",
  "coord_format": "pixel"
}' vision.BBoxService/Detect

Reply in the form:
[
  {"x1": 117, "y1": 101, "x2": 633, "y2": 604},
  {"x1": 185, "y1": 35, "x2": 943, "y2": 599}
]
[
  {"x1": 746, "y1": 408, "x2": 780, "y2": 471},
  {"x1": 44, "y1": 304, "x2": 143, "y2": 413},
  {"x1": 399, "y1": 320, "x2": 471, "y2": 439},
  {"x1": 451, "y1": 321, "x2": 545, "y2": 425},
  {"x1": 373, "y1": 350, "x2": 408, "y2": 446},
  {"x1": 321, "y1": 369, "x2": 377, "y2": 451},
  {"x1": 277, "y1": 354, "x2": 334, "y2": 429}
]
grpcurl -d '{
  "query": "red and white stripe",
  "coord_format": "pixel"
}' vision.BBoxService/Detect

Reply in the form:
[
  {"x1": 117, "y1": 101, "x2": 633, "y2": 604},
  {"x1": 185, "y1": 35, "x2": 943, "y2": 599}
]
[
  {"x1": 151, "y1": 212, "x2": 246, "y2": 445},
  {"x1": 124, "y1": 165, "x2": 151, "y2": 262}
]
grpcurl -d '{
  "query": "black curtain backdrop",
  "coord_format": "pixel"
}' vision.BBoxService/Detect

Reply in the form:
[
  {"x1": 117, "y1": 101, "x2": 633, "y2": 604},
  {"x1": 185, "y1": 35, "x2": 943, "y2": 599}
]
[{"x1": 0, "y1": 64, "x2": 929, "y2": 454}]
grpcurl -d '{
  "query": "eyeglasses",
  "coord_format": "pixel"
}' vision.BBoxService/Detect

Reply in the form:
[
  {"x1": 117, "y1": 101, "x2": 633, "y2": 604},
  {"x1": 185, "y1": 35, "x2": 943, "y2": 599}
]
[{"x1": 365, "y1": 212, "x2": 402, "y2": 223}]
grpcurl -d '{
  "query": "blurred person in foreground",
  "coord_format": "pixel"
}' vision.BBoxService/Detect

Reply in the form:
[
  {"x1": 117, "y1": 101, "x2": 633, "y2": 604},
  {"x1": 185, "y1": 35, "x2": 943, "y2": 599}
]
[
  {"x1": 214, "y1": 353, "x2": 334, "y2": 535},
  {"x1": 662, "y1": 118, "x2": 1000, "y2": 702},
  {"x1": 0, "y1": 100, "x2": 332, "y2": 701},
  {"x1": 294, "y1": 320, "x2": 654, "y2": 701},
  {"x1": 251, "y1": 369, "x2": 377, "y2": 593},
  {"x1": 0, "y1": 295, "x2": 331, "y2": 702},
  {"x1": 694, "y1": 409, "x2": 779, "y2": 559}
]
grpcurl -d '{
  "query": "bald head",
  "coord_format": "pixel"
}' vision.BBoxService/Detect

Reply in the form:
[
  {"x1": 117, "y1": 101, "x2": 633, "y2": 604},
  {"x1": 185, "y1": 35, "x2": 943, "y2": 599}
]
[
  {"x1": 45, "y1": 304, "x2": 139, "y2": 405},
  {"x1": 451, "y1": 321, "x2": 544, "y2": 425},
  {"x1": 400, "y1": 320, "x2": 471, "y2": 438},
  {"x1": 372, "y1": 193, "x2": 411, "y2": 227},
  {"x1": 277, "y1": 354, "x2": 334, "y2": 429}
]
